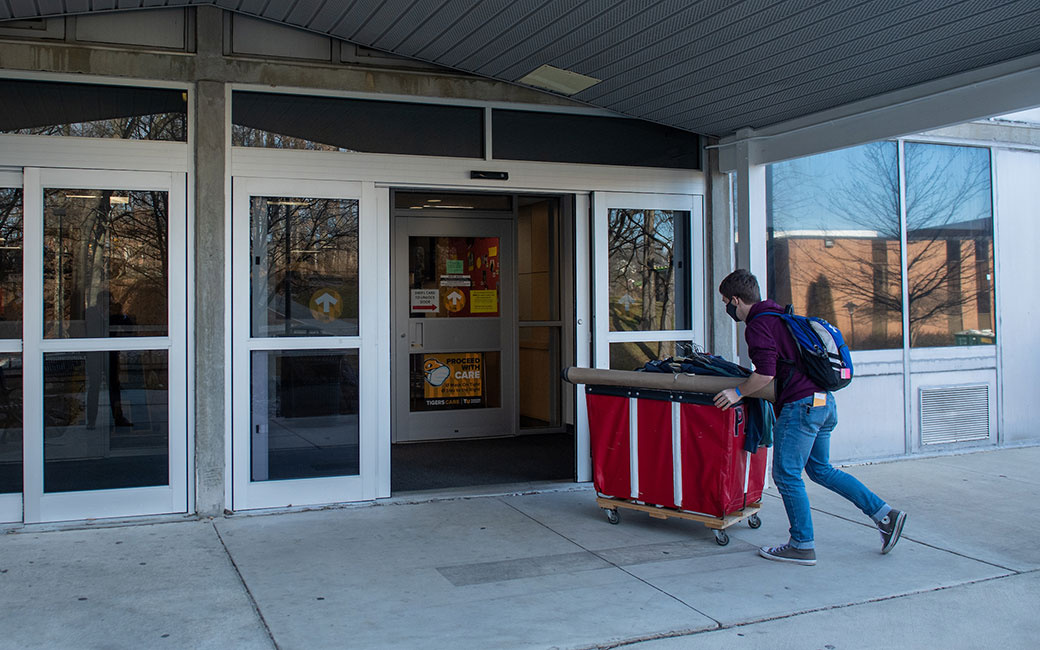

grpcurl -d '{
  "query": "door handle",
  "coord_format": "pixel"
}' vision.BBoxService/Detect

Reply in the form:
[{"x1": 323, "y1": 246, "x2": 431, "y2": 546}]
[{"x1": 410, "y1": 322, "x2": 423, "y2": 349}]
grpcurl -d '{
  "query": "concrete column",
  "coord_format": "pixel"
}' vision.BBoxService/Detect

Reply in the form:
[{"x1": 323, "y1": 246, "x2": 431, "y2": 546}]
[
  {"x1": 193, "y1": 7, "x2": 227, "y2": 516},
  {"x1": 705, "y1": 144, "x2": 737, "y2": 360},
  {"x1": 732, "y1": 131, "x2": 768, "y2": 365}
]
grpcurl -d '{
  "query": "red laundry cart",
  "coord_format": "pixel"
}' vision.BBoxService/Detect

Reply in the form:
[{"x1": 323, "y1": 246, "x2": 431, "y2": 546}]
[{"x1": 585, "y1": 385, "x2": 768, "y2": 545}]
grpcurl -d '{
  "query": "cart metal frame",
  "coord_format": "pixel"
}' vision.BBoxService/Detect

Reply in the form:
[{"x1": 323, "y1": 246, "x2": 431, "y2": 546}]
[{"x1": 596, "y1": 496, "x2": 762, "y2": 546}]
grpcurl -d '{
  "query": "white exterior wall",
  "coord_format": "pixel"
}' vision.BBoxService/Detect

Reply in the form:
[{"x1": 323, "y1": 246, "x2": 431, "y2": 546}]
[
  {"x1": 830, "y1": 354, "x2": 906, "y2": 461},
  {"x1": 994, "y1": 149, "x2": 1040, "y2": 443}
]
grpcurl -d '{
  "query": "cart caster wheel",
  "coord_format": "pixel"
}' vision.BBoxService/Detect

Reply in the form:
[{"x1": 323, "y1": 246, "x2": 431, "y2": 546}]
[
  {"x1": 604, "y1": 509, "x2": 620, "y2": 525},
  {"x1": 748, "y1": 514, "x2": 762, "y2": 529},
  {"x1": 713, "y1": 530, "x2": 730, "y2": 546}
]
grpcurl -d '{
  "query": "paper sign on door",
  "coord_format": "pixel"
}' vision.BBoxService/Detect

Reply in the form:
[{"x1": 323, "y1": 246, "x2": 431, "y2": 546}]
[
  {"x1": 410, "y1": 289, "x2": 439, "y2": 313},
  {"x1": 469, "y1": 289, "x2": 498, "y2": 314},
  {"x1": 422, "y1": 353, "x2": 484, "y2": 408}
]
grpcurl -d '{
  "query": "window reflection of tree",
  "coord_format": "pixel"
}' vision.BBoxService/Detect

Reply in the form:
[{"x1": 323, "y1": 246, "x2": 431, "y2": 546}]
[
  {"x1": 233, "y1": 126, "x2": 342, "y2": 151},
  {"x1": 609, "y1": 209, "x2": 676, "y2": 329},
  {"x1": 904, "y1": 143, "x2": 994, "y2": 347},
  {"x1": 114, "y1": 191, "x2": 168, "y2": 333},
  {"x1": 252, "y1": 198, "x2": 360, "y2": 336},
  {"x1": 0, "y1": 189, "x2": 23, "y2": 338},
  {"x1": 43, "y1": 190, "x2": 168, "y2": 338},
  {"x1": 768, "y1": 142, "x2": 994, "y2": 349},
  {"x1": 15, "y1": 113, "x2": 186, "y2": 141},
  {"x1": 608, "y1": 209, "x2": 677, "y2": 362}
]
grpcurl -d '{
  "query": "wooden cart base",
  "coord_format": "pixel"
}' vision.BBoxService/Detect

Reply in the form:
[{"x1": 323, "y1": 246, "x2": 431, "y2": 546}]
[{"x1": 596, "y1": 496, "x2": 762, "y2": 546}]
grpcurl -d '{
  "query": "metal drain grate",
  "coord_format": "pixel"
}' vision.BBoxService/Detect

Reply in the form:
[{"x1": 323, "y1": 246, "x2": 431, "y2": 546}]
[{"x1": 920, "y1": 385, "x2": 990, "y2": 445}]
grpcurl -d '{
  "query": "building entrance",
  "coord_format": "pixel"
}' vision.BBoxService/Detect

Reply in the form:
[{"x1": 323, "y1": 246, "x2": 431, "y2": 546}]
[
  {"x1": 390, "y1": 192, "x2": 572, "y2": 490},
  {"x1": 392, "y1": 202, "x2": 515, "y2": 442}
]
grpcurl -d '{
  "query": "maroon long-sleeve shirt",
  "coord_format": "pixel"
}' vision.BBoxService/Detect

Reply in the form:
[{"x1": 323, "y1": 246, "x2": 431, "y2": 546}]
[{"x1": 744, "y1": 299, "x2": 819, "y2": 411}]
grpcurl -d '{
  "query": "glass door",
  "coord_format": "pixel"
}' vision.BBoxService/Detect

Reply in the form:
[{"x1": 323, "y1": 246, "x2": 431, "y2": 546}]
[
  {"x1": 393, "y1": 215, "x2": 515, "y2": 441},
  {"x1": 231, "y1": 178, "x2": 382, "y2": 510},
  {"x1": 591, "y1": 193, "x2": 704, "y2": 370},
  {"x1": 22, "y1": 168, "x2": 188, "y2": 523},
  {"x1": 0, "y1": 172, "x2": 23, "y2": 523}
]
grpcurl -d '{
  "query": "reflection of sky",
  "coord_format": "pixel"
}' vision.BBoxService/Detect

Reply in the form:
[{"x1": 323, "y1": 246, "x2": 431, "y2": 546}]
[
  {"x1": 768, "y1": 141, "x2": 991, "y2": 236},
  {"x1": 905, "y1": 143, "x2": 991, "y2": 232},
  {"x1": 769, "y1": 142, "x2": 898, "y2": 234}
]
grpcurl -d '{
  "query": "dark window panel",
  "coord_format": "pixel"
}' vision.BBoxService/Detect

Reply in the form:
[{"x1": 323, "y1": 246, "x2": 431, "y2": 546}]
[
  {"x1": 492, "y1": 109, "x2": 701, "y2": 169},
  {"x1": 0, "y1": 79, "x2": 186, "y2": 141},
  {"x1": 232, "y1": 91, "x2": 484, "y2": 158},
  {"x1": 43, "y1": 351, "x2": 169, "y2": 493}
]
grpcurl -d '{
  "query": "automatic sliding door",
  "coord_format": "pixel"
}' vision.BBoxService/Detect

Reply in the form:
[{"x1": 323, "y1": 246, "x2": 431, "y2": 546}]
[
  {"x1": 23, "y1": 168, "x2": 187, "y2": 523},
  {"x1": 232, "y1": 179, "x2": 381, "y2": 510}
]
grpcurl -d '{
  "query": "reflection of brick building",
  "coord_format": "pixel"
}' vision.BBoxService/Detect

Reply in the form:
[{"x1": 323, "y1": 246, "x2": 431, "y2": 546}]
[{"x1": 770, "y1": 222, "x2": 994, "y2": 348}]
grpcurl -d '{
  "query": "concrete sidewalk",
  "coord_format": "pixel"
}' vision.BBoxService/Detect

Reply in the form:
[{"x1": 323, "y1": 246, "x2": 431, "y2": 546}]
[{"x1": 2, "y1": 447, "x2": 1038, "y2": 649}]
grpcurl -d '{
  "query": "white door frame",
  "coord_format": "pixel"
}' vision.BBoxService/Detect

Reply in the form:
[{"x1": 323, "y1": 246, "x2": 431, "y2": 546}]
[
  {"x1": 230, "y1": 177, "x2": 385, "y2": 510},
  {"x1": 22, "y1": 167, "x2": 188, "y2": 523}
]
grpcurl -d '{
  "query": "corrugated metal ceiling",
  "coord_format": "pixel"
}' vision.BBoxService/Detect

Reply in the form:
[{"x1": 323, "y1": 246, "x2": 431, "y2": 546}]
[{"x1": 4, "y1": 0, "x2": 1040, "y2": 137}]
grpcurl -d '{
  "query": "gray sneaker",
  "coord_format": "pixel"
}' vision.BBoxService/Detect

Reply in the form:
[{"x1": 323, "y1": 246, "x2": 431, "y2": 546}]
[
  {"x1": 878, "y1": 509, "x2": 907, "y2": 554},
  {"x1": 759, "y1": 543, "x2": 816, "y2": 565}
]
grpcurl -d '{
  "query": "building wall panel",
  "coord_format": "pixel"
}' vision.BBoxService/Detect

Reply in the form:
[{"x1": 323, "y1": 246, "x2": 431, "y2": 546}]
[{"x1": 994, "y1": 149, "x2": 1040, "y2": 444}]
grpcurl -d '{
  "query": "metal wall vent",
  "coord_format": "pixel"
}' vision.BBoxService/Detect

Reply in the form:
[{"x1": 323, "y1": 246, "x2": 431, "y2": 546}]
[{"x1": 920, "y1": 385, "x2": 990, "y2": 445}]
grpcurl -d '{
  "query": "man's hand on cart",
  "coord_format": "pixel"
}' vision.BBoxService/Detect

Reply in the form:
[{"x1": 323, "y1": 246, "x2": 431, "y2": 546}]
[
  {"x1": 714, "y1": 372, "x2": 775, "y2": 410},
  {"x1": 713, "y1": 387, "x2": 742, "y2": 410}
]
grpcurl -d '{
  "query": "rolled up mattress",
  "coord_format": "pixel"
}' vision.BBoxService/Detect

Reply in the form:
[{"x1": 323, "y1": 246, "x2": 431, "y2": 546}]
[{"x1": 561, "y1": 366, "x2": 775, "y2": 402}]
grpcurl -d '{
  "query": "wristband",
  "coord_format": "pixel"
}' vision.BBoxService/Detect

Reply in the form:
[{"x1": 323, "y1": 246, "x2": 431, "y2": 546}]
[{"x1": 734, "y1": 387, "x2": 742, "y2": 397}]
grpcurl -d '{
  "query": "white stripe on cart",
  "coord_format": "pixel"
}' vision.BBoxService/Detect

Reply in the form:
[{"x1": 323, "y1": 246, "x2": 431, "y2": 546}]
[
  {"x1": 672, "y1": 400, "x2": 682, "y2": 508},
  {"x1": 629, "y1": 397, "x2": 639, "y2": 500}
]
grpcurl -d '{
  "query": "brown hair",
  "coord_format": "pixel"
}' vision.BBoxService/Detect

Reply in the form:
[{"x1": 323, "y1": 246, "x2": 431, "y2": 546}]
[{"x1": 718, "y1": 269, "x2": 761, "y2": 304}]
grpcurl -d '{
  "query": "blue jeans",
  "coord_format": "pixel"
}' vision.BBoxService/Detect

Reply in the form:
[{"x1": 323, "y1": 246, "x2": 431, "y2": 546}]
[{"x1": 772, "y1": 394, "x2": 886, "y2": 549}]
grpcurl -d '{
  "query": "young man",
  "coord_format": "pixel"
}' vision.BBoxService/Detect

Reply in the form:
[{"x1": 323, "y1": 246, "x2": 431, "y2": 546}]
[{"x1": 713, "y1": 269, "x2": 906, "y2": 566}]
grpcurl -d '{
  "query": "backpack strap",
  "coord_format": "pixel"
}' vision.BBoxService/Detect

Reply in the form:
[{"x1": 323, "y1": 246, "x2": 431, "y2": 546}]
[{"x1": 745, "y1": 307, "x2": 802, "y2": 395}]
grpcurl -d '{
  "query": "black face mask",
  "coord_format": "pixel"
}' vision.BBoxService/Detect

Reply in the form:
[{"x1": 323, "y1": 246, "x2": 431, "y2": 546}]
[{"x1": 726, "y1": 301, "x2": 741, "y2": 322}]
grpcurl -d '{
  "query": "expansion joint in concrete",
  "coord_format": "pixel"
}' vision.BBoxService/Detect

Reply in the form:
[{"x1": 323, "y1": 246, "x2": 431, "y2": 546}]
[{"x1": 212, "y1": 521, "x2": 281, "y2": 650}]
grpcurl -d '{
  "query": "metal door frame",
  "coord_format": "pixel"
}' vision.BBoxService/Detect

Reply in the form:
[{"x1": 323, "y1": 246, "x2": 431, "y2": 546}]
[
  {"x1": 22, "y1": 167, "x2": 189, "y2": 523},
  {"x1": 231, "y1": 177, "x2": 383, "y2": 510}
]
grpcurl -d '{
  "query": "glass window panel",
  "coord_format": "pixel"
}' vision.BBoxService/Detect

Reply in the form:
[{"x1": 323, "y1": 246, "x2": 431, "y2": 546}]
[
  {"x1": 0, "y1": 354, "x2": 22, "y2": 494},
  {"x1": 905, "y1": 143, "x2": 995, "y2": 347},
  {"x1": 408, "y1": 236, "x2": 501, "y2": 319},
  {"x1": 251, "y1": 197, "x2": 359, "y2": 337},
  {"x1": 608, "y1": 209, "x2": 689, "y2": 332},
  {"x1": 43, "y1": 351, "x2": 169, "y2": 493},
  {"x1": 43, "y1": 189, "x2": 169, "y2": 339},
  {"x1": 767, "y1": 142, "x2": 903, "y2": 350},
  {"x1": 0, "y1": 78, "x2": 186, "y2": 141},
  {"x1": 232, "y1": 91, "x2": 483, "y2": 158},
  {"x1": 518, "y1": 198, "x2": 558, "y2": 322},
  {"x1": 409, "y1": 351, "x2": 501, "y2": 412},
  {"x1": 250, "y1": 350, "x2": 360, "y2": 481},
  {"x1": 0, "y1": 188, "x2": 23, "y2": 339},
  {"x1": 609, "y1": 341, "x2": 694, "y2": 371}
]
